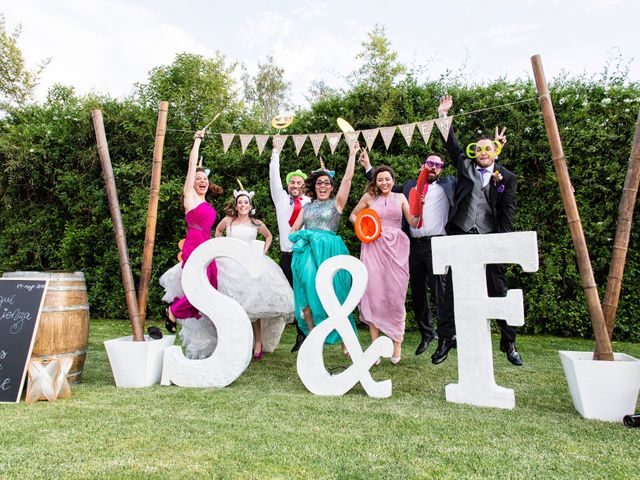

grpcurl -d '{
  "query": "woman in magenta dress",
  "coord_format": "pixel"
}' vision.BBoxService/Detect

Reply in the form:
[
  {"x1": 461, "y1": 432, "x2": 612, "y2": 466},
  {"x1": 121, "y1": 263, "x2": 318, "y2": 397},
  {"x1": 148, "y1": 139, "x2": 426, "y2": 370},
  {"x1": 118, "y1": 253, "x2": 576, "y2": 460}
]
[
  {"x1": 160, "y1": 130, "x2": 223, "y2": 356},
  {"x1": 350, "y1": 163, "x2": 419, "y2": 364}
]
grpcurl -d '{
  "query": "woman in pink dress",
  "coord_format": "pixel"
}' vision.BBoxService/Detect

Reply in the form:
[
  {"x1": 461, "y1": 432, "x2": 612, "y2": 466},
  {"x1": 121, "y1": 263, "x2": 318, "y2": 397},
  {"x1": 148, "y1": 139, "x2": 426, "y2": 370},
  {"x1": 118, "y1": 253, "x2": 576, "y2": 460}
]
[
  {"x1": 161, "y1": 129, "x2": 223, "y2": 339},
  {"x1": 350, "y1": 163, "x2": 419, "y2": 364}
]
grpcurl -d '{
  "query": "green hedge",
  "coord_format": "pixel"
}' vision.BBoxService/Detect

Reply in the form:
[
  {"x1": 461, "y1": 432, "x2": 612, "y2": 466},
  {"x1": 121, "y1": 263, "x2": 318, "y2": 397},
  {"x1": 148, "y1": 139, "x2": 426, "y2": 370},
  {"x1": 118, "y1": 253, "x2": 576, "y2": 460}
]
[{"x1": 1, "y1": 78, "x2": 639, "y2": 340}]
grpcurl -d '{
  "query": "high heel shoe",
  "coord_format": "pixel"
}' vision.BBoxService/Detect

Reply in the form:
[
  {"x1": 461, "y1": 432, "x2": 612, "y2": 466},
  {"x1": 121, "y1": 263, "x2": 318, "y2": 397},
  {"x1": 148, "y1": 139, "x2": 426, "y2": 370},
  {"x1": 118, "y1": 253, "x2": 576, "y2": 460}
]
[
  {"x1": 390, "y1": 356, "x2": 401, "y2": 365},
  {"x1": 253, "y1": 344, "x2": 263, "y2": 361},
  {"x1": 164, "y1": 307, "x2": 177, "y2": 334}
]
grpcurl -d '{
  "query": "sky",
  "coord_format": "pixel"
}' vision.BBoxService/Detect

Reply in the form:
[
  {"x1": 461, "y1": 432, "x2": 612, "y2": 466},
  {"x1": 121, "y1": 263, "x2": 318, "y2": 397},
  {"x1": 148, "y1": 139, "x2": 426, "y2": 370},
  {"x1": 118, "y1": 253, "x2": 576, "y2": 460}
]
[{"x1": 3, "y1": 0, "x2": 639, "y2": 108}]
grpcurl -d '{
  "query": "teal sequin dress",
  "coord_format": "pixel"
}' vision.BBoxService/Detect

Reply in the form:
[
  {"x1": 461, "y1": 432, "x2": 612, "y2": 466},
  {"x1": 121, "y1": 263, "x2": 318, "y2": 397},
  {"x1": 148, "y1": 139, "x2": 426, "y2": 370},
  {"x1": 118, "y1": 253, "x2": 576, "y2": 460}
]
[{"x1": 289, "y1": 198, "x2": 357, "y2": 344}]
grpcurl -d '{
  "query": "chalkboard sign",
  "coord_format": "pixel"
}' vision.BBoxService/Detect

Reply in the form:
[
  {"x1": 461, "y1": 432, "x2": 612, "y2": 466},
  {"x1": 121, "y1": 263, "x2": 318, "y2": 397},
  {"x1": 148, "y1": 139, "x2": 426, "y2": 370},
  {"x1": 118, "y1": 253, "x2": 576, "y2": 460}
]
[{"x1": 0, "y1": 279, "x2": 48, "y2": 403}]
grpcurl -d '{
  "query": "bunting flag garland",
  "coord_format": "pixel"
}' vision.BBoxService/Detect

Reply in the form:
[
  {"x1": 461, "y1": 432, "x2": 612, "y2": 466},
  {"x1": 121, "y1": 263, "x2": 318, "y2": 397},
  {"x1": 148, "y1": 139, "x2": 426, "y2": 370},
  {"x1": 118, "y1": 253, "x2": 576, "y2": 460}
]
[
  {"x1": 272, "y1": 134, "x2": 288, "y2": 151},
  {"x1": 255, "y1": 134, "x2": 269, "y2": 155},
  {"x1": 399, "y1": 123, "x2": 416, "y2": 146},
  {"x1": 239, "y1": 134, "x2": 253, "y2": 154},
  {"x1": 416, "y1": 120, "x2": 434, "y2": 145},
  {"x1": 362, "y1": 128, "x2": 379, "y2": 151},
  {"x1": 292, "y1": 134, "x2": 308, "y2": 155},
  {"x1": 221, "y1": 133, "x2": 235, "y2": 153},
  {"x1": 326, "y1": 132, "x2": 342, "y2": 154},
  {"x1": 379, "y1": 126, "x2": 396, "y2": 150},
  {"x1": 436, "y1": 116, "x2": 453, "y2": 141},
  {"x1": 309, "y1": 133, "x2": 325, "y2": 156},
  {"x1": 344, "y1": 131, "x2": 360, "y2": 150},
  {"x1": 217, "y1": 112, "x2": 459, "y2": 156}
]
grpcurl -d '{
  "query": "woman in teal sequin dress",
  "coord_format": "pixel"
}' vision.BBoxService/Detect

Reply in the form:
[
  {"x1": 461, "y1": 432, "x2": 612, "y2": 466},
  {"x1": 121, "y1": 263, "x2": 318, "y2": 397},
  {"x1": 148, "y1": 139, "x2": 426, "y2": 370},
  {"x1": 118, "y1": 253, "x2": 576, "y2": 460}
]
[{"x1": 289, "y1": 142, "x2": 362, "y2": 345}]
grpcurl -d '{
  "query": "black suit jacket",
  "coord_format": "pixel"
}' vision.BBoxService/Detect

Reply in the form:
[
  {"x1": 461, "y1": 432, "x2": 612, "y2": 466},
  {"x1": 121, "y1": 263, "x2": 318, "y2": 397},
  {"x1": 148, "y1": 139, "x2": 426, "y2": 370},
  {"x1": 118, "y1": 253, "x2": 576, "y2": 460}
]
[
  {"x1": 443, "y1": 127, "x2": 516, "y2": 234},
  {"x1": 365, "y1": 167, "x2": 456, "y2": 237}
]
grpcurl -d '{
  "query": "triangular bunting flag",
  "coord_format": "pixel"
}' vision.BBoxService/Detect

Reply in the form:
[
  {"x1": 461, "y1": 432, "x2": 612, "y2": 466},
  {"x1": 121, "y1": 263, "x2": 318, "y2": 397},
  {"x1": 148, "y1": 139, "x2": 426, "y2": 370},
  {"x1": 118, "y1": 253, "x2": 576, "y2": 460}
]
[
  {"x1": 326, "y1": 132, "x2": 342, "y2": 154},
  {"x1": 272, "y1": 135, "x2": 288, "y2": 150},
  {"x1": 416, "y1": 120, "x2": 434, "y2": 145},
  {"x1": 436, "y1": 116, "x2": 453, "y2": 141},
  {"x1": 255, "y1": 135, "x2": 269, "y2": 155},
  {"x1": 292, "y1": 134, "x2": 308, "y2": 156},
  {"x1": 399, "y1": 123, "x2": 416, "y2": 146},
  {"x1": 362, "y1": 128, "x2": 379, "y2": 151},
  {"x1": 221, "y1": 133, "x2": 235, "y2": 153},
  {"x1": 344, "y1": 131, "x2": 361, "y2": 150},
  {"x1": 379, "y1": 126, "x2": 396, "y2": 150},
  {"x1": 309, "y1": 134, "x2": 325, "y2": 156},
  {"x1": 239, "y1": 134, "x2": 253, "y2": 155}
]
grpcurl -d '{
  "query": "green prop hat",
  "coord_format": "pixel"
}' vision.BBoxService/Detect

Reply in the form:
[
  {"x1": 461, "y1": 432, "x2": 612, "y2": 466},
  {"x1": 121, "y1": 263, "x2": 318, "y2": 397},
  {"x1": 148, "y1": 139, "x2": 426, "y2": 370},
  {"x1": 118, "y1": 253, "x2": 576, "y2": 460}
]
[{"x1": 286, "y1": 169, "x2": 308, "y2": 184}]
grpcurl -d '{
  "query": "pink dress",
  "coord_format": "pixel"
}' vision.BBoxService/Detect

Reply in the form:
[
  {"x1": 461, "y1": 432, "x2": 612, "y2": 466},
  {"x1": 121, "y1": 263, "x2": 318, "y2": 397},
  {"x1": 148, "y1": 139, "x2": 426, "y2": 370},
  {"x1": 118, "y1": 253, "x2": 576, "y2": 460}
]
[
  {"x1": 358, "y1": 193, "x2": 410, "y2": 343},
  {"x1": 169, "y1": 202, "x2": 218, "y2": 319}
]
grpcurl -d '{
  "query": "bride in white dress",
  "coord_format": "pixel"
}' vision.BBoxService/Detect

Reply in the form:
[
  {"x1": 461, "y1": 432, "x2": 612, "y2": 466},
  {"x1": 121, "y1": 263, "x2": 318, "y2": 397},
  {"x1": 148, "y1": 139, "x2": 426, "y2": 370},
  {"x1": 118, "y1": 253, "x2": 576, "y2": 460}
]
[{"x1": 214, "y1": 188, "x2": 294, "y2": 359}]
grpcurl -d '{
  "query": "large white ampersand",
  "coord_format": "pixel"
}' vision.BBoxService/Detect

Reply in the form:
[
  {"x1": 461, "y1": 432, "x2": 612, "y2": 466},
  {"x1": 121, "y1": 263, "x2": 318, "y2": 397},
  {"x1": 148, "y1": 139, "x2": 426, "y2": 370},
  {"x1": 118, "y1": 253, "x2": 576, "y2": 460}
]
[
  {"x1": 296, "y1": 255, "x2": 394, "y2": 398},
  {"x1": 161, "y1": 237, "x2": 263, "y2": 388}
]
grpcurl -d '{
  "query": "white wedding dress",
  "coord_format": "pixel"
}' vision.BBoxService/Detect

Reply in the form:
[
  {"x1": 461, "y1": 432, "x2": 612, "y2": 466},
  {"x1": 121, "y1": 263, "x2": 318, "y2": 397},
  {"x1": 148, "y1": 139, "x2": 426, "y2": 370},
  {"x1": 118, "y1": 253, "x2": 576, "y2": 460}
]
[
  {"x1": 216, "y1": 222, "x2": 294, "y2": 353},
  {"x1": 159, "y1": 222, "x2": 293, "y2": 359}
]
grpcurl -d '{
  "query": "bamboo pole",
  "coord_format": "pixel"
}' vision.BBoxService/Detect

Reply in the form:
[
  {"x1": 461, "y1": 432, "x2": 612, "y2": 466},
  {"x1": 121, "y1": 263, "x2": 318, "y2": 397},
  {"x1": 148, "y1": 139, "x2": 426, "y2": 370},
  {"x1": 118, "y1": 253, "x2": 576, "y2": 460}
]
[
  {"x1": 137, "y1": 101, "x2": 169, "y2": 323},
  {"x1": 91, "y1": 109, "x2": 144, "y2": 342},
  {"x1": 530, "y1": 55, "x2": 613, "y2": 361},
  {"x1": 603, "y1": 111, "x2": 640, "y2": 339}
]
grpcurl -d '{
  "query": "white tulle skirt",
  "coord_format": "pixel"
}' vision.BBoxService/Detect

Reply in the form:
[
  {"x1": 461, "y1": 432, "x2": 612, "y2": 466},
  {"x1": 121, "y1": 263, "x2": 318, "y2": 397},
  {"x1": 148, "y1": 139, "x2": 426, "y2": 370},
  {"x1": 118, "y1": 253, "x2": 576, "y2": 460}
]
[
  {"x1": 216, "y1": 255, "x2": 294, "y2": 353},
  {"x1": 159, "y1": 255, "x2": 293, "y2": 358},
  {"x1": 159, "y1": 263, "x2": 218, "y2": 359}
]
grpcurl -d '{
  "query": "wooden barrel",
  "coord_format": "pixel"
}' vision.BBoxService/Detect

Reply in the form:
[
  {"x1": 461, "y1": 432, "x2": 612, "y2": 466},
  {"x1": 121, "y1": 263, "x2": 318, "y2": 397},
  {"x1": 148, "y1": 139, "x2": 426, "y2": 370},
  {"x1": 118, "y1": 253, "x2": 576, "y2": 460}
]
[{"x1": 1, "y1": 271, "x2": 90, "y2": 383}]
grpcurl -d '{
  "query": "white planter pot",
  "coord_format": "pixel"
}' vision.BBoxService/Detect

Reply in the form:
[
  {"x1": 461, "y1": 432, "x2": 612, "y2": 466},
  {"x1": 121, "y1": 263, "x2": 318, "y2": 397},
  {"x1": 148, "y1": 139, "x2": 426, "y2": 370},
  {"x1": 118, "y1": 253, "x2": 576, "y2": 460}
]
[
  {"x1": 559, "y1": 350, "x2": 640, "y2": 422},
  {"x1": 104, "y1": 334, "x2": 175, "y2": 388}
]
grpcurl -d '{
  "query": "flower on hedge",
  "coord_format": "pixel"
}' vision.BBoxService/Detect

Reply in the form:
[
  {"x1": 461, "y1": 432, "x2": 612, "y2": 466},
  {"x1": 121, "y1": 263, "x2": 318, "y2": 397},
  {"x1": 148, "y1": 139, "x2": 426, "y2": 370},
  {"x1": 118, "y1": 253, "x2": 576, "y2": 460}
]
[
  {"x1": 601, "y1": 98, "x2": 612, "y2": 105},
  {"x1": 559, "y1": 97, "x2": 566, "y2": 105}
]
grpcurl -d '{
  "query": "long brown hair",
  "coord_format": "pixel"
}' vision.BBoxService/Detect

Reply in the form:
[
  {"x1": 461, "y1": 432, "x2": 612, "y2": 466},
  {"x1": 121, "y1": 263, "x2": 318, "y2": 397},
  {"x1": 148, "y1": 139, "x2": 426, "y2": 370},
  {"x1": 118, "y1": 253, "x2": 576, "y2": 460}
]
[
  {"x1": 223, "y1": 193, "x2": 260, "y2": 226},
  {"x1": 180, "y1": 167, "x2": 224, "y2": 212},
  {"x1": 366, "y1": 165, "x2": 395, "y2": 196}
]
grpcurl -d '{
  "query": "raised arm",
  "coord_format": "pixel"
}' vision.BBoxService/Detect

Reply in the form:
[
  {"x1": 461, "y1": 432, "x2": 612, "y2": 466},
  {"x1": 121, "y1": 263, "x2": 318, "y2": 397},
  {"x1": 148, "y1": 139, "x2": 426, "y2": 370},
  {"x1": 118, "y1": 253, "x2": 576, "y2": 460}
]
[
  {"x1": 183, "y1": 130, "x2": 205, "y2": 208},
  {"x1": 349, "y1": 192, "x2": 372, "y2": 224},
  {"x1": 360, "y1": 147, "x2": 374, "y2": 183},
  {"x1": 438, "y1": 96, "x2": 465, "y2": 169},
  {"x1": 335, "y1": 141, "x2": 360, "y2": 213},
  {"x1": 257, "y1": 221, "x2": 273, "y2": 254},
  {"x1": 269, "y1": 147, "x2": 285, "y2": 203}
]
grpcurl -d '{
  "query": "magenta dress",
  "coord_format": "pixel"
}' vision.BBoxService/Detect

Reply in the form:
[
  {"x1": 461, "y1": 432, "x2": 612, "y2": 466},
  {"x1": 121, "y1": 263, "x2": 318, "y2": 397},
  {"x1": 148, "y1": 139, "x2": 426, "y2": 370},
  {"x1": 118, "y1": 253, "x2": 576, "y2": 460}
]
[
  {"x1": 358, "y1": 193, "x2": 410, "y2": 343},
  {"x1": 169, "y1": 202, "x2": 218, "y2": 319}
]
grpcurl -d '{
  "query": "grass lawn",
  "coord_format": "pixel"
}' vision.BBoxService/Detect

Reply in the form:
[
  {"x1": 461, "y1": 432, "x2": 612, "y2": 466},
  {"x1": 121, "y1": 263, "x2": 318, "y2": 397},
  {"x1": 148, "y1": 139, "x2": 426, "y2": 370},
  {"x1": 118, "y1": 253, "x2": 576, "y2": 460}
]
[{"x1": 1, "y1": 319, "x2": 639, "y2": 479}]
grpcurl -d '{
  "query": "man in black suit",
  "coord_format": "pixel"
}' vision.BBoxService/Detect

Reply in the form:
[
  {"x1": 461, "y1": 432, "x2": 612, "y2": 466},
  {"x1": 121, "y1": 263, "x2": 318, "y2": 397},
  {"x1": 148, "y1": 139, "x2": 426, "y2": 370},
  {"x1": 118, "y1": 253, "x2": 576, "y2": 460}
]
[
  {"x1": 431, "y1": 95, "x2": 523, "y2": 366},
  {"x1": 362, "y1": 152, "x2": 456, "y2": 356}
]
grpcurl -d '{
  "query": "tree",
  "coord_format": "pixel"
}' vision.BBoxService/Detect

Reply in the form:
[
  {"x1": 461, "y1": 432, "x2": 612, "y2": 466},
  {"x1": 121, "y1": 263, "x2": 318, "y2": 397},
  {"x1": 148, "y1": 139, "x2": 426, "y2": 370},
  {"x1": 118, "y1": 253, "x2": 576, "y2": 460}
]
[
  {"x1": 0, "y1": 14, "x2": 48, "y2": 111},
  {"x1": 350, "y1": 24, "x2": 405, "y2": 91},
  {"x1": 347, "y1": 24, "x2": 407, "y2": 126},
  {"x1": 134, "y1": 52, "x2": 240, "y2": 132},
  {"x1": 305, "y1": 79, "x2": 339, "y2": 105},
  {"x1": 242, "y1": 55, "x2": 291, "y2": 127}
]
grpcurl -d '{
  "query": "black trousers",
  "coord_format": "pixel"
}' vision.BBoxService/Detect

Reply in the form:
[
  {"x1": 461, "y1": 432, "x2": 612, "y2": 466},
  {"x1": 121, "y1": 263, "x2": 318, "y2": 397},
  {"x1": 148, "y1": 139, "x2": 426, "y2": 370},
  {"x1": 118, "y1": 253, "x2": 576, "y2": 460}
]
[
  {"x1": 409, "y1": 236, "x2": 447, "y2": 341},
  {"x1": 280, "y1": 251, "x2": 305, "y2": 337},
  {"x1": 437, "y1": 228, "x2": 517, "y2": 343}
]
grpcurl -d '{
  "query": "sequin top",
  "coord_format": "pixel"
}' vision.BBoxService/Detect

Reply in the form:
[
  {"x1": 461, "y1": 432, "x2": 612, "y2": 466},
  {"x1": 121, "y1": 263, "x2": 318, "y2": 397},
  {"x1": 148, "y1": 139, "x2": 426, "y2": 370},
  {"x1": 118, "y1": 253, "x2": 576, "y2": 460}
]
[{"x1": 303, "y1": 198, "x2": 341, "y2": 232}]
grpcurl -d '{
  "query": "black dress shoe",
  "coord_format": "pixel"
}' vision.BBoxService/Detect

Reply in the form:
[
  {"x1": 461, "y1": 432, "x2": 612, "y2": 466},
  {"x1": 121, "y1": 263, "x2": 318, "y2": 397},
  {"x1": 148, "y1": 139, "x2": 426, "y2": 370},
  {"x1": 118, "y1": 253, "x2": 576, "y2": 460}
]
[
  {"x1": 415, "y1": 336, "x2": 435, "y2": 356},
  {"x1": 500, "y1": 340, "x2": 523, "y2": 366},
  {"x1": 291, "y1": 332, "x2": 306, "y2": 353},
  {"x1": 431, "y1": 336, "x2": 456, "y2": 365}
]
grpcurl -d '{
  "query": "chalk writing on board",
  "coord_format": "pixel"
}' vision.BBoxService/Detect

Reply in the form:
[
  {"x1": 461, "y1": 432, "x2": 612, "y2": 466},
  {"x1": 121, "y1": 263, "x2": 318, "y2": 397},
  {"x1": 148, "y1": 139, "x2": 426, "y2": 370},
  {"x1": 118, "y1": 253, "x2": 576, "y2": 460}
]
[{"x1": 0, "y1": 308, "x2": 32, "y2": 335}]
